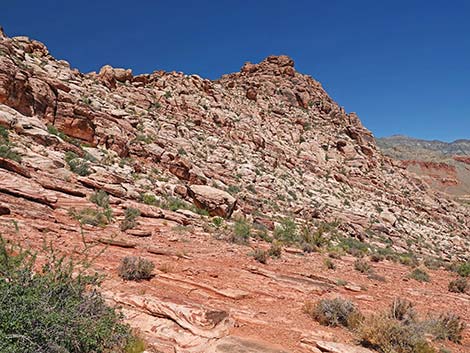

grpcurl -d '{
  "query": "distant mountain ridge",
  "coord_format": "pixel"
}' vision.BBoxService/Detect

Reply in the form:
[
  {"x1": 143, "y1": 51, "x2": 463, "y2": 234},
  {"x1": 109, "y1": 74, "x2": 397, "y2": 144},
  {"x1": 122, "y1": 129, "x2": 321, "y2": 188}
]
[
  {"x1": 376, "y1": 135, "x2": 470, "y2": 198},
  {"x1": 377, "y1": 135, "x2": 470, "y2": 158}
]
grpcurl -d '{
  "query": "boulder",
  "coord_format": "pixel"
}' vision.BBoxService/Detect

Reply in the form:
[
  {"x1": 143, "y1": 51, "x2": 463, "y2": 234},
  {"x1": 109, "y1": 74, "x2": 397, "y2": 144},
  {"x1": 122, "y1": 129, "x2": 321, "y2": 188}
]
[
  {"x1": 188, "y1": 185, "x2": 236, "y2": 218},
  {"x1": 316, "y1": 341, "x2": 374, "y2": 353}
]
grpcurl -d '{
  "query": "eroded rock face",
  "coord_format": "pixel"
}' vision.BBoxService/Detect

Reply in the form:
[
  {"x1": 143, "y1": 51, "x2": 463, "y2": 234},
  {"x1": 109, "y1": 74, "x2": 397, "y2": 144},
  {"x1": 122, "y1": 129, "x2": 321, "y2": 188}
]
[{"x1": 188, "y1": 185, "x2": 237, "y2": 218}]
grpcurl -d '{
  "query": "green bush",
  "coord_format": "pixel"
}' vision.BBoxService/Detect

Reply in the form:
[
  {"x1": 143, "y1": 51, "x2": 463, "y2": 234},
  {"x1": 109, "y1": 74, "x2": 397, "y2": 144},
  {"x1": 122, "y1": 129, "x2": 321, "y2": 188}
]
[
  {"x1": 409, "y1": 268, "x2": 430, "y2": 282},
  {"x1": 120, "y1": 208, "x2": 141, "y2": 231},
  {"x1": 0, "y1": 237, "x2": 140, "y2": 353},
  {"x1": 274, "y1": 218, "x2": 298, "y2": 243},
  {"x1": 335, "y1": 236, "x2": 369, "y2": 257},
  {"x1": 455, "y1": 262, "x2": 470, "y2": 277},
  {"x1": 0, "y1": 126, "x2": 21, "y2": 162},
  {"x1": 65, "y1": 151, "x2": 91, "y2": 176},
  {"x1": 230, "y1": 219, "x2": 251, "y2": 244},
  {"x1": 140, "y1": 193, "x2": 158, "y2": 206},
  {"x1": 118, "y1": 256, "x2": 155, "y2": 281},
  {"x1": 90, "y1": 190, "x2": 110, "y2": 209}
]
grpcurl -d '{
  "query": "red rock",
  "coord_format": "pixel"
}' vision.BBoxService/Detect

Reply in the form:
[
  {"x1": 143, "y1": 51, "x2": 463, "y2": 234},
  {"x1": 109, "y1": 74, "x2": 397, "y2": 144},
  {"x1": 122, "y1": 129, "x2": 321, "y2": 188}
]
[
  {"x1": 246, "y1": 87, "x2": 258, "y2": 101},
  {"x1": 188, "y1": 185, "x2": 237, "y2": 218}
]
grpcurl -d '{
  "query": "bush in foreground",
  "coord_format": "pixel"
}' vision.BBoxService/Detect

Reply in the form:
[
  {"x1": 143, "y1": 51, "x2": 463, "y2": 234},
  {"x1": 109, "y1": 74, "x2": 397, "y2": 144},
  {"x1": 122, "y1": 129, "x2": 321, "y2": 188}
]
[
  {"x1": 358, "y1": 315, "x2": 436, "y2": 353},
  {"x1": 0, "y1": 237, "x2": 141, "y2": 353},
  {"x1": 304, "y1": 297, "x2": 361, "y2": 328}
]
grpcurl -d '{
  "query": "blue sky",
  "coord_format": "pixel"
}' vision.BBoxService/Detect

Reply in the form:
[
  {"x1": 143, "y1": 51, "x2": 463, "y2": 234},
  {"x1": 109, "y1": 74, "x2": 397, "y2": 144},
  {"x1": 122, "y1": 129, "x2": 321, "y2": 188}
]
[{"x1": 2, "y1": 1, "x2": 469, "y2": 141}]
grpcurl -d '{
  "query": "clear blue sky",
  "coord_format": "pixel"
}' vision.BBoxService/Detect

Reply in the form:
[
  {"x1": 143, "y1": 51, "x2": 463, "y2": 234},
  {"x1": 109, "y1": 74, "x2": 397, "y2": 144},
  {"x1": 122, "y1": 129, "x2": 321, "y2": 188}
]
[{"x1": 2, "y1": 1, "x2": 469, "y2": 141}]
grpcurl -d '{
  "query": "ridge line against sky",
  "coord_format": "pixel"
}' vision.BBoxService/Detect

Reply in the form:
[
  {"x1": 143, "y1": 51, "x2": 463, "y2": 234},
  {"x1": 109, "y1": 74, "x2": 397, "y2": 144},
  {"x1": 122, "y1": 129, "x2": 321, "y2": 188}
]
[{"x1": 1, "y1": 0, "x2": 469, "y2": 142}]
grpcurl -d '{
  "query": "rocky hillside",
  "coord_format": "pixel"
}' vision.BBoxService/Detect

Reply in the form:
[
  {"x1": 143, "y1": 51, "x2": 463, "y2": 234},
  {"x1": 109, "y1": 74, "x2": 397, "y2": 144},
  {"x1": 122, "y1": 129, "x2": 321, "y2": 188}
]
[
  {"x1": 377, "y1": 135, "x2": 470, "y2": 199},
  {"x1": 0, "y1": 28, "x2": 469, "y2": 352}
]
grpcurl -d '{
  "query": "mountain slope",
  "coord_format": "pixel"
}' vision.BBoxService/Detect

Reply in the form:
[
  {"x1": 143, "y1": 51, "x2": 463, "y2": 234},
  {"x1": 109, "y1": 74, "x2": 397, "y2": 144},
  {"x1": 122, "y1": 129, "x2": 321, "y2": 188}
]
[
  {"x1": 0, "y1": 29, "x2": 469, "y2": 352},
  {"x1": 377, "y1": 135, "x2": 470, "y2": 198}
]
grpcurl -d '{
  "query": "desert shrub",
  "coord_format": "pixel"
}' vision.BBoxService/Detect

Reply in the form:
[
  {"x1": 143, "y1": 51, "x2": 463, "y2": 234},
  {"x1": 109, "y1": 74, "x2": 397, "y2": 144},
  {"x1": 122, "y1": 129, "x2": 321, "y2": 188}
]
[
  {"x1": 324, "y1": 258, "x2": 336, "y2": 270},
  {"x1": 212, "y1": 216, "x2": 224, "y2": 228},
  {"x1": 455, "y1": 262, "x2": 470, "y2": 277},
  {"x1": 358, "y1": 315, "x2": 435, "y2": 353},
  {"x1": 398, "y1": 253, "x2": 420, "y2": 267},
  {"x1": 253, "y1": 249, "x2": 268, "y2": 264},
  {"x1": 70, "y1": 207, "x2": 112, "y2": 227},
  {"x1": 90, "y1": 190, "x2": 110, "y2": 209},
  {"x1": 230, "y1": 219, "x2": 251, "y2": 244},
  {"x1": 274, "y1": 217, "x2": 298, "y2": 243},
  {"x1": 336, "y1": 236, "x2": 369, "y2": 257},
  {"x1": 118, "y1": 256, "x2": 154, "y2": 281},
  {"x1": 305, "y1": 297, "x2": 360, "y2": 328},
  {"x1": 120, "y1": 207, "x2": 141, "y2": 231},
  {"x1": 448, "y1": 277, "x2": 468, "y2": 293},
  {"x1": 367, "y1": 272, "x2": 386, "y2": 282},
  {"x1": 390, "y1": 298, "x2": 416, "y2": 324},
  {"x1": 140, "y1": 193, "x2": 158, "y2": 206},
  {"x1": 268, "y1": 241, "x2": 282, "y2": 258},
  {"x1": 425, "y1": 313, "x2": 466, "y2": 343},
  {"x1": 370, "y1": 253, "x2": 385, "y2": 262},
  {"x1": 354, "y1": 259, "x2": 371, "y2": 274},
  {"x1": 299, "y1": 223, "x2": 329, "y2": 251},
  {"x1": 65, "y1": 151, "x2": 91, "y2": 176},
  {"x1": 0, "y1": 126, "x2": 21, "y2": 162},
  {"x1": 0, "y1": 237, "x2": 140, "y2": 353},
  {"x1": 159, "y1": 196, "x2": 209, "y2": 216},
  {"x1": 424, "y1": 257, "x2": 442, "y2": 270},
  {"x1": 409, "y1": 268, "x2": 430, "y2": 282}
]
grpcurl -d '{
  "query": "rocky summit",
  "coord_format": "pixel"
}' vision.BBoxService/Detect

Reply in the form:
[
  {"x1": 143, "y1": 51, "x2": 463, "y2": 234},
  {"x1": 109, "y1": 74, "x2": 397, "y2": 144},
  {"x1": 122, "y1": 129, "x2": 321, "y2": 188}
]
[{"x1": 0, "y1": 29, "x2": 469, "y2": 352}]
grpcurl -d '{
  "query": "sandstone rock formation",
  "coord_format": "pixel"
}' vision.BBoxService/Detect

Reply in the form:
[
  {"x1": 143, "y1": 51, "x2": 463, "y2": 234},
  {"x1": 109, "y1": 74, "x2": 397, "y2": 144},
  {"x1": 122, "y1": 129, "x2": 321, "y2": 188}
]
[{"x1": 0, "y1": 31, "x2": 469, "y2": 352}]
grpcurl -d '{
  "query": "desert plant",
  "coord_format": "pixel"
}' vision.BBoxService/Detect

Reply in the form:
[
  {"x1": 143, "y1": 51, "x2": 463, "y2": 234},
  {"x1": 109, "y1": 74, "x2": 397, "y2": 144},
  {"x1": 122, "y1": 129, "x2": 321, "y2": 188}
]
[
  {"x1": 370, "y1": 253, "x2": 385, "y2": 262},
  {"x1": 0, "y1": 126, "x2": 21, "y2": 162},
  {"x1": 448, "y1": 277, "x2": 468, "y2": 293},
  {"x1": 274, "y1": 217, "x2": 298, "y2": 243},
  {"x1": 64, "y1": 151, "x2": 91, "y2": 176},
  {"x1": 299, "y1": 223, "x2": 329, "y2": 251},
  {"x1": 212, "y1": 216, "x2": 224, "y2": 228},
  {"x1": 268, "y1": 241, "x2": 282, "y2": 258},
  {"x1": 426, "y1": 313, "x2": 466, "y2": 343},
  {"x1": 324, "y1": 258, "x2": 336, "y2": 270},
  {"x1": 120, "y1": 207, "x2": 141, "y2": 231},
  {"x1": 455, "y1": 262, "x2": 470, "y2": 277},
  {"x1": 409, "y1": 268, "x2": 430, "y2": 282},
  {"x1": 305, "y1": 297, "x2": 360, "y2": 328},
  {"x1": 118, "y1": 256, "x2": 154, "y2": 281},
  {"x1": 0, "y1": 237, "x2": 140, "y2": 353},
  {"x1": 354, "y1": 259, "x2": 371, "y2": 274},
  {"x1": 390, "y1": 298, "x2": 416, "y2": 324},
  {"x1": 358, "y1": 315, "x2": 435, "y2": 353},
  {"x1": 90, "y1": 190, "x2": 110, "y2": 209},
  {"x1": 140, "y1": 193, "x2": 158, "y2": 205},
  {"x1": 70, "y1": 207, "x2": 112, "y2": 227},
  {"x1": 253, "y1": 249, "x2": 268, "y2": 264},
  {"x1": 230, "y1": 219, "x2": 251, "y2": 244},
  {"x1": 335, "y1": 236, "x2": 369, "y2": 257}
]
